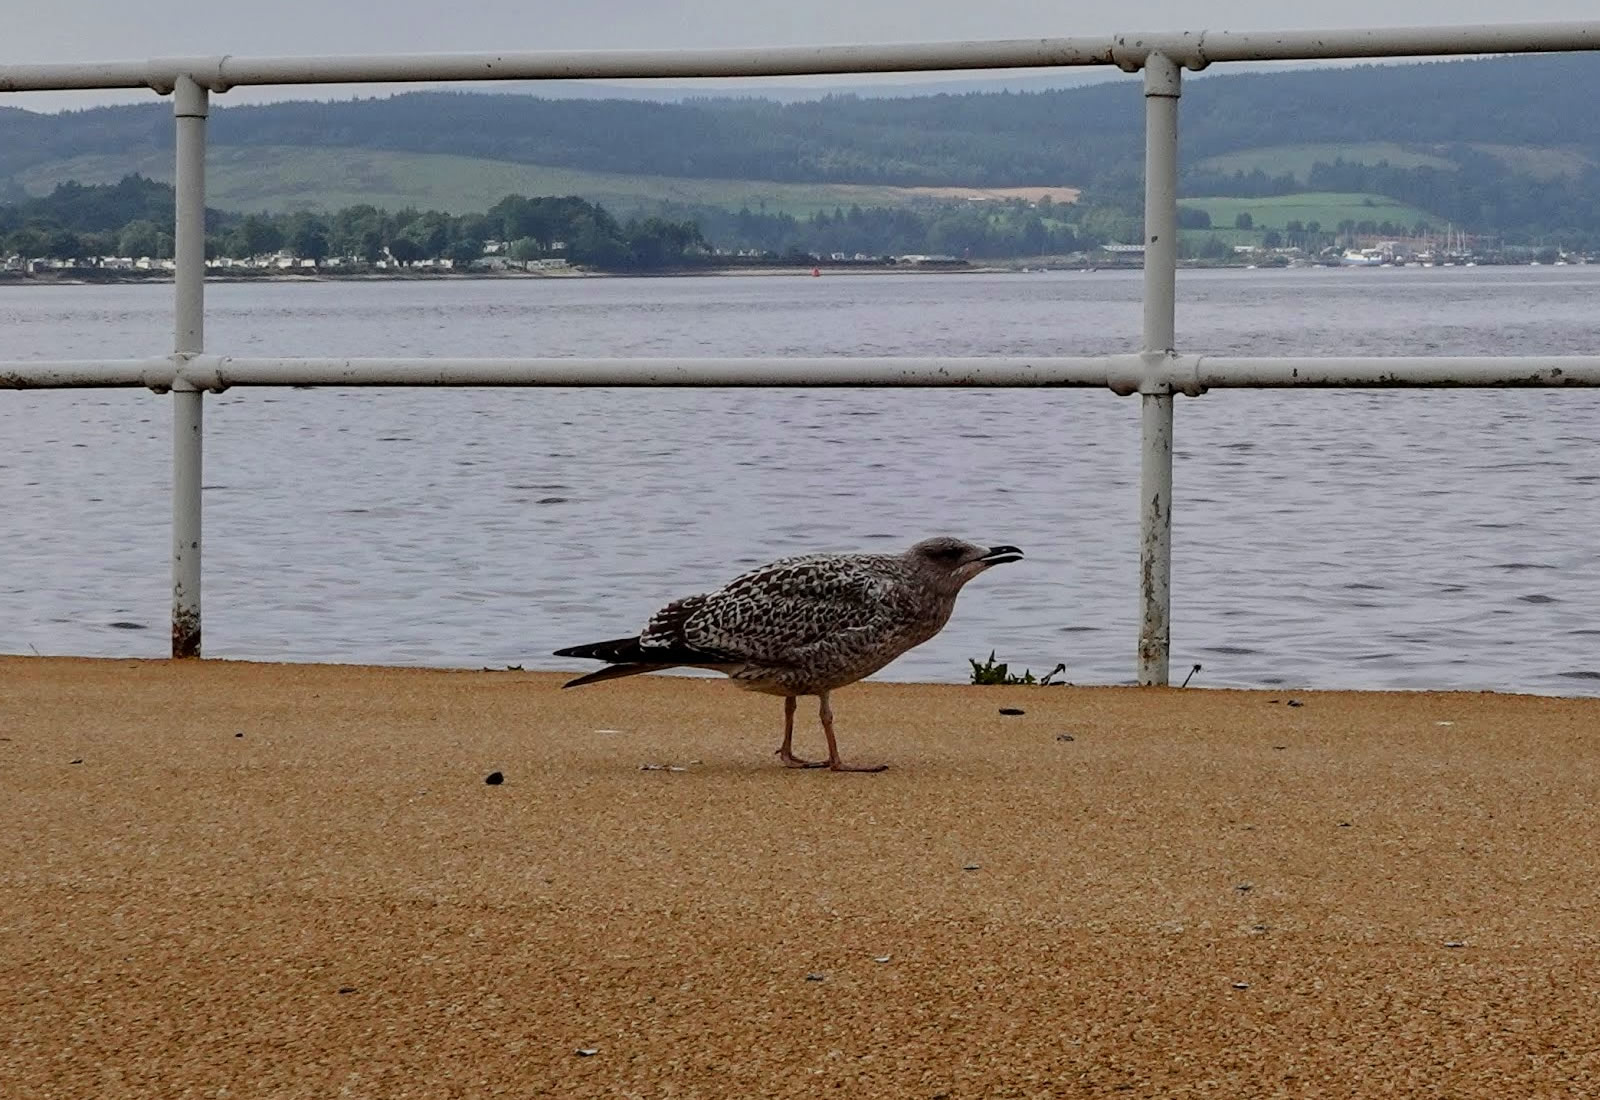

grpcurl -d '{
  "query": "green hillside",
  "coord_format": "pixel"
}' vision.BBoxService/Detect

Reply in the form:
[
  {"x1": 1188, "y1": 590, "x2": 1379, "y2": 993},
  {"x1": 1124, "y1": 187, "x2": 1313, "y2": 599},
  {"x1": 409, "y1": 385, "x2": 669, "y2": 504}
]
[
  {"x1": 1194, "y1": 141, "x2": 1597, "y2": 186},
  {"x1": 1181, "y1": 192, "x2": 1441, "y2": 232},
  {"x1": 14, "y1": 145, "x2": 1037, "y2": 219},
  {"x1": 1195, "y1": 143, "x2": 1457, "y2": 182},
  {"x1": 4, "y1": 52, "x2": 1600, "y2": 244},
  {"x1": 1467, "y1": 143, "x2": 1596, "y2": 181}
]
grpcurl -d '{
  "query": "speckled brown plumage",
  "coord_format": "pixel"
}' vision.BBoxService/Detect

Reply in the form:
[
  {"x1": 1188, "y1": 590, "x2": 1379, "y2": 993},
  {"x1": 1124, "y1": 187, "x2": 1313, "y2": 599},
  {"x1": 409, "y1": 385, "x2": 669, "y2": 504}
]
[{"x1": 554, "y1": 536, "x2": 1022, "y2": 770}]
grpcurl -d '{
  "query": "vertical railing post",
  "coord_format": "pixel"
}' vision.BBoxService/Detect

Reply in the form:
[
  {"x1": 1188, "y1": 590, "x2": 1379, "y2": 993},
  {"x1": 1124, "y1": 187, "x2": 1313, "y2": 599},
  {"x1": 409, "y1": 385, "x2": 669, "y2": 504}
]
[
  {"x1": 1137, "y1": 52, "x2": 1181, "y2": 686},
  {"x1": 171, "y1": 74, "x2": 208, "y2": 658}
]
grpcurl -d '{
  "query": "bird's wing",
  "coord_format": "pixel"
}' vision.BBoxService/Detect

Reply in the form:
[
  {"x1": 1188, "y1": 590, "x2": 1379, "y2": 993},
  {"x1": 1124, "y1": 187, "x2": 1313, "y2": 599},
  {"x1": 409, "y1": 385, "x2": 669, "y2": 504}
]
[
  {"x1": 634, "y1": 593, "x2": 744, "y2": 664},
  {"x1": 678, "y1": 557, "x2": 908, "y2": 664}
]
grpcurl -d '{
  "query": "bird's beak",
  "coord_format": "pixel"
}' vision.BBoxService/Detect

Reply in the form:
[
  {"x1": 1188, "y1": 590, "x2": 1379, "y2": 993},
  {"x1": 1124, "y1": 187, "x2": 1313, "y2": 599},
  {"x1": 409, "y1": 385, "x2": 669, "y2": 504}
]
[{"x1": 978, "y1": 545, "x2": 1024, "y2": 566}]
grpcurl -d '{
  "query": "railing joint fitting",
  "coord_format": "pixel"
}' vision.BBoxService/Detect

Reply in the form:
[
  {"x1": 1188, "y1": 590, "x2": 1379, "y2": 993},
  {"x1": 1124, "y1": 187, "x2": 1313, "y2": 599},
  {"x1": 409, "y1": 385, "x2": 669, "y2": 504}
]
[
  {"x1": 1170, "y1": 354, "x2": 1207, "y2": 397},
  {"x1": 160, "y1": 61, "x2": 226, "y2": 108},
  {"x1": 1110, "y1": 41, "x2": 1147, "y2": 72},
  {"x1": 1105, "y1": 354, "x2": 1146, "y2": 396},
  {"x1": 1135, "y1": 350, "x2": 1175, "y2": 396},
  {"x1": 1140, "y1": 50, "x2": 1184, "y2": 95},
  {"x1": 170, "y1": 354, "x2": 227, "y2": 394}
]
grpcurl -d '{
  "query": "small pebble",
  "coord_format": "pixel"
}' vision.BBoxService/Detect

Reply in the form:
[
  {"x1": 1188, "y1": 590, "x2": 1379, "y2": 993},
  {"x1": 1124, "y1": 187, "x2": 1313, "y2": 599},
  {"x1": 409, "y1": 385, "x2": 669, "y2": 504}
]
[
  {"x1": 1232, "y1": 982, "x2": 1250, "y2": 990},
  {"x1": 1337, "y1": 821, "x2": 1352, "y2": 828},
  {"x1": 1272, "y1": 745, "x2": 1287, "y2": 750},
  {"x1": 337, "y1": 986, "x2": 356, "y2": 994},
  {"x1": 485, "y1": 771, "x2": 504, "y2": 785},
  {"x1": 998, "y1": 707, "x2": 1025, "y2": 716},
  {"x1": 1287, "y1": 699, "x2": 1304, "y2": 708},
  {"x1": 234, "y1": 732, "x2": 244, "y2": 739},
  {"x1": 69, "y1": 758, "x2": 83, "y2": 765},
  {"x1": 1055, "y1": 733, "x2": 1075, "y2": 742},
  {"x1": 575, "y1": 1047, "x2": 599, "y2": 1057},
  {"x1": 962, "y1": 863, "x2": 981, "y2": 871},
  {"x1": 1235, "y1": 883, "x2": 1253, "y2": 892},
  {"x1": 873, "y1": 955, "x2": 892, "y2": 963},
  {"x1": 1444, "y1": 940, "x2": 1466, "y2": 948},
  {"x1": 805, "y1": 973, "x2": 826, "y2": 982}
]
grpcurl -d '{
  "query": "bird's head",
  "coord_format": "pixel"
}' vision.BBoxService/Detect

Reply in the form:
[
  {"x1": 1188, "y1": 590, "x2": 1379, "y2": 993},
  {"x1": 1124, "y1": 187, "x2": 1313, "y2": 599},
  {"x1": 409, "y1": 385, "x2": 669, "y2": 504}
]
[{"x1": 904, "y1": 537, "x2": 1024, "y2": 595}]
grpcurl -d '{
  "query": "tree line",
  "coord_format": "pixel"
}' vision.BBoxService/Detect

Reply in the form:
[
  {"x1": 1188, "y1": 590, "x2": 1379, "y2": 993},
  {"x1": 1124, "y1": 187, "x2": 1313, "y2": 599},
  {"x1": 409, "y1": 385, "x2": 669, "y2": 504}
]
[
  {"x1": 1304, "y1": 152, "x2": 1600, "y2": 245},
  {"x1": 2, "y1": 175, "x2": 1154, "y2": 266},
  {"x1": 1183, "y1": 151, "x2": 1600, "y2": 247},
  {"x1": 9, "y1": 171, "x2": 1585, "y2": 270},
  {"x1": 676, "y1": 195, "x2": 1123, "y2": 259},
  {"x1": 0, "y1": 178, "x2": 709, "y2": 270}
]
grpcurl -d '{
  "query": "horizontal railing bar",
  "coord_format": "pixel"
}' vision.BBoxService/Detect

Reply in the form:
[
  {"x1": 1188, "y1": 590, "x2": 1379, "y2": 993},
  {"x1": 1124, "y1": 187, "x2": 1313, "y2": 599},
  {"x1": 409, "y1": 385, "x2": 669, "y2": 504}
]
[
  {"x1": 0, "y1": 358, "x2": 173, "y2": 388},
  {"x1": 0, "y1": 356, "x2": 1136, "y2": 390},
  {"x1": 1166, "y1": 22, "x2": 1600, "y2": 65},
  {"x1": 9, "y1": 355, "x2": 1600, "y2": 392},
  {"x1": 0, "y1": 42, "x2": 1119, "y2": 93},
  {"x1": 1190, "y1": 356, "x2": 1600, "y2": 388},
  {"x1": 2, "y1": 21, "x2": 1599, "y2": 93},
  {"x1": 203, "y1": 356, "x2": 1131, "y2": 390}
]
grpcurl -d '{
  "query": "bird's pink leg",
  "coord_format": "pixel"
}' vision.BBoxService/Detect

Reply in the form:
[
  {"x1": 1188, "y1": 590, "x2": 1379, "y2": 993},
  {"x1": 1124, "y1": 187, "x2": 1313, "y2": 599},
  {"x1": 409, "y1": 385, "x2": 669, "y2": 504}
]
[
  {"x1": 819, "y1": 690, "x2": 886, "y2": 773},
  {"x1": 776, "y1": 695, "x2": 825, "y2": 768}
]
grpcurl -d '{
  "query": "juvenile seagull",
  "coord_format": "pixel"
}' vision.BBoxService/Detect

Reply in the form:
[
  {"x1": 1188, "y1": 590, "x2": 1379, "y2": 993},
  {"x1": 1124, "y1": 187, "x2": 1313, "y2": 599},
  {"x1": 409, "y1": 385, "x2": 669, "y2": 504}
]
[{"x1": 553, "y1": 536, "x2": 1022, "y2": 772}]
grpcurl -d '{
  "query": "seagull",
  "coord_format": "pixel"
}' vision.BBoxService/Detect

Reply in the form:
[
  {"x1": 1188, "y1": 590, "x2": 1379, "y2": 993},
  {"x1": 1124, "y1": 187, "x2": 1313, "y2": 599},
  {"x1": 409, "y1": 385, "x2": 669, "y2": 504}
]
[{"x1": 553, "y1": 536, "x2": 1023, "y2": 771}]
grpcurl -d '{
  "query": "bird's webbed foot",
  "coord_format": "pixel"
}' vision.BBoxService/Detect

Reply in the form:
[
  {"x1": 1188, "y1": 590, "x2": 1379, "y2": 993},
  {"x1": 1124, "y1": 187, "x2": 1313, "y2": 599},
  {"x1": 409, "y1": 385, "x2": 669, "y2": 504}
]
[{"x1": 827, "y1": 759, "x2": 888, "y2": 773}]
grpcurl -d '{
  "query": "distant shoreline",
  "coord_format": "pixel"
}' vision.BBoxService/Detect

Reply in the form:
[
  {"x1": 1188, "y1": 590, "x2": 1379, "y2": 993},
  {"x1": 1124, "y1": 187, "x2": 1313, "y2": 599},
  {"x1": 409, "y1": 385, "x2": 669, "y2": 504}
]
[
  {"x1": 2, "y1": 258, "x2": 1587, "y2": 287},
  {"x1": 0, "y1": 263, "x2": 1009, "y2": 286}
]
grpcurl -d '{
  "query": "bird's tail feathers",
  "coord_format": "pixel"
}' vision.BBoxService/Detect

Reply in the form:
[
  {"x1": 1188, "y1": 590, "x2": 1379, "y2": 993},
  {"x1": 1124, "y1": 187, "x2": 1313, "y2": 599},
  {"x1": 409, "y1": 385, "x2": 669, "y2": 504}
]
[
  {"x1": 562, "y1": 663, "x2": 675, "y2": 688},
  {"x1": 555, "y1": 634, "x2": 729, "y2": 687},
  {"x1": 553, "y1": 636, "x2": 650, "y2": 664}
]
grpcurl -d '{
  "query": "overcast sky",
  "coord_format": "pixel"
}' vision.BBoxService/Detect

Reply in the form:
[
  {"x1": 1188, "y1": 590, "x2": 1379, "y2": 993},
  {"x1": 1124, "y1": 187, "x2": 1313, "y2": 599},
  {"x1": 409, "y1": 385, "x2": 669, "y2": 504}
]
[{"x1": 4, "y1": 0, "x2": 1596, "y2": 111}]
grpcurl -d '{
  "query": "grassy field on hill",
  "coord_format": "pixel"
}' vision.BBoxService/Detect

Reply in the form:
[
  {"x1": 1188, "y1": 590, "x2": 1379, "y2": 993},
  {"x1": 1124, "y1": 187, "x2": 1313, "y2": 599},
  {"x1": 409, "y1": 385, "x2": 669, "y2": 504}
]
[
  {"x1": 14, "y1": 145, "x2": 1080, "y2": 218},
  {"x1": 1180, "y1": 192, "x2": 1442, "y2": 231},
  {"x1": 1194, "y1": 143, "x2": 1457, "y2": 181},
  {"x1": 1195, "y1": 141, "x2": 1597, "y2": 186},
  {"x1": 1467, "y1": 143, "x2": 1596, "y2": 180}
]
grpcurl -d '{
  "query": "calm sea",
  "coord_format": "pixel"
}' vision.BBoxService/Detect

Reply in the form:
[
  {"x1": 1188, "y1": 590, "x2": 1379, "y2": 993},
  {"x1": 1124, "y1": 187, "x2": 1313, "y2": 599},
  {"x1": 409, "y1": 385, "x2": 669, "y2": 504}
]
[{"x1": 3, "y1": 266, "x2": 1599, "y2": 693}]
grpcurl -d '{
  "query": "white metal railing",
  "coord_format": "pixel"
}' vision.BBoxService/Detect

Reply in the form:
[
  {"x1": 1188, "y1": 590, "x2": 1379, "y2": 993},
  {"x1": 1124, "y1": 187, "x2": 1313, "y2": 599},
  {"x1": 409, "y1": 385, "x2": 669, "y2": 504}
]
[{"x1": 4, "y1": 23, "x2": 1600, "y2": 682}]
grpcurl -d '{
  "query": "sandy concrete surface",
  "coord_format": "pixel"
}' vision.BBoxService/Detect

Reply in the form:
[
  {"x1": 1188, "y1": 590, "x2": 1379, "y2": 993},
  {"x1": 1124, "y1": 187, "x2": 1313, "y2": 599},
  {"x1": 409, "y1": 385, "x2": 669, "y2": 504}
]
[{"x1": 3, "y1": 656, "x2": 1600, "y2": 1098}]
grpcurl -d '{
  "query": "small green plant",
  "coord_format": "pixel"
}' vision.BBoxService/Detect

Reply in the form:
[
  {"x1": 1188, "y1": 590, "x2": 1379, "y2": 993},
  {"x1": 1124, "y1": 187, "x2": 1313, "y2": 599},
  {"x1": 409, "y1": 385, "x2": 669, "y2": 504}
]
[{"x1": 968, "y1": 651, "x2": 1067, "y2": 686}]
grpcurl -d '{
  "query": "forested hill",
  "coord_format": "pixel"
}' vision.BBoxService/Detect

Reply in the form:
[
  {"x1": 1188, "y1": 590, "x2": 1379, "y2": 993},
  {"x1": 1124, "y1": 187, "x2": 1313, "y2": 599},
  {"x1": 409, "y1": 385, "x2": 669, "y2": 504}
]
[{"x1": 2, "y1": 52, "x2": 1598, "y2": 191}]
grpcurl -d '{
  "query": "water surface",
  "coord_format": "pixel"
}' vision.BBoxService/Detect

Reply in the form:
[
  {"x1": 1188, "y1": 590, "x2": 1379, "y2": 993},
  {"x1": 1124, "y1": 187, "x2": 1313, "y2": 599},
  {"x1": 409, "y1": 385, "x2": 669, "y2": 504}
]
[{"x1": 3, "y1": 267, "x2": 1598, "y2": 693}]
